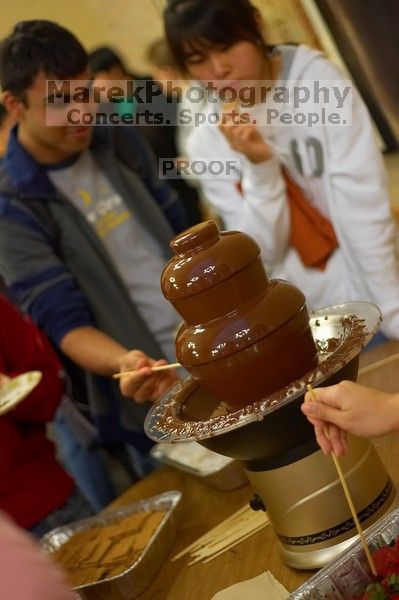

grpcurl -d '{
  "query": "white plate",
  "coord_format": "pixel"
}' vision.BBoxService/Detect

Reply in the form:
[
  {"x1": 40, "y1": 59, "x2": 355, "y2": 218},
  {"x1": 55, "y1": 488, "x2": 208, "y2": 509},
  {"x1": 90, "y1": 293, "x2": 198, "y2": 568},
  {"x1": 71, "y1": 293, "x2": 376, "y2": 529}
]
[{"x1": 0, "y1": 371, "x2": 43, "y2": 416}]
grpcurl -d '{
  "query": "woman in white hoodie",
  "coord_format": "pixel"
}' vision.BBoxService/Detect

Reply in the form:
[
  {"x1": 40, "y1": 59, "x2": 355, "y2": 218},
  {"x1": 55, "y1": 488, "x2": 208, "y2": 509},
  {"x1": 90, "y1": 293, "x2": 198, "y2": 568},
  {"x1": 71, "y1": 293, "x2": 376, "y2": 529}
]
[{"x1": 164, "y1": 0, "x2": 399, "y2": 340}]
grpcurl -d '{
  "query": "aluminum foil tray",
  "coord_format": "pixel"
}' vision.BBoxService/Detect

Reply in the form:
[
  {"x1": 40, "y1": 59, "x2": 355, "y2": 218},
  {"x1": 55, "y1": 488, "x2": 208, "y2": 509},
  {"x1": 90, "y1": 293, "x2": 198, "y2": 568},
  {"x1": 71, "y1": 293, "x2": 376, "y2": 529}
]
[
  {"x1": 39, "y1": 491, "x2": 181, "y2": 600},
  {"x1": 151, "y1": 442, "x2": 247, "y2": 491},
  {"x1": 290, "y1": 505, "x2": 399, "y2": 599}
]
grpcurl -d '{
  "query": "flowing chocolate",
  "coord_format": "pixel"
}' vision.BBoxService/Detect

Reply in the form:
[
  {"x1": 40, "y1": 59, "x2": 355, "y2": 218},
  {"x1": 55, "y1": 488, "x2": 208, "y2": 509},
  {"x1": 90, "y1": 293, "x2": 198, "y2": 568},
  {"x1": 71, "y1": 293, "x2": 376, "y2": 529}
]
[
  {"x1": 152, "y1": 314, "x2": 367, "y2": 441},
  {"x1": 161, "y1": 221, "x2": 318, "y2": 411}
]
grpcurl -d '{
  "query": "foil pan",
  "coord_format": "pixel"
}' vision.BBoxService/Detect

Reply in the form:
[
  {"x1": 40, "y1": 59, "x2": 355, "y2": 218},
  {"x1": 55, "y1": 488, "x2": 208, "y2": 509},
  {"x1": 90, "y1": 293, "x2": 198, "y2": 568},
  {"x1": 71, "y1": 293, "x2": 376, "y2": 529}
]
[
  {"x1": 39, "y1": 491, "x2": 181, "y2": 600},
  {"x1": 151, "y1": 442, "x2": 247, "y2": 491},
  {"x1": 290, "y1": 505, "x2": 399, "y2": 599}
]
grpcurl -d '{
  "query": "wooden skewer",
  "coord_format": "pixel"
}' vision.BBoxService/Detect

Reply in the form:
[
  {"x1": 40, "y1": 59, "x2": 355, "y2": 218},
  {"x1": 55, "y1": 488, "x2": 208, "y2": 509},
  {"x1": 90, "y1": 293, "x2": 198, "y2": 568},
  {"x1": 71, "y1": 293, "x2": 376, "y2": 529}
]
[
  {"x1": 202, "y1": 524, "x2": 268, "y2": 564},
  {"x1": 193, "y1": 514, "x2": 267, "y2": 553},
  {"x1": 197, "y1": 515, "x2": 268, "y2": 551},
  {"x1": 171, "y1": 505, "x2": 250, "y2": 561},
  {"x1": 189, "y1": 523, "x2": 268, "y2": 565},
  {"x1": 306, "y1": 384, "x2": 377, "y2": 577},
  {"x1": 112, "y1": 362, "x2": 181, "y2": 379},
  {"x1": 358, "y1": 352, "x2": 399, "y2": 376},
  {"x1": 187, "y1": 520, "x2": 268, "y2": 565},
  {"x1": 171, "y1": 505, "x2": 270, "y2": 565},
  {"x1": 330, "y1": 452, "x2": 377, "y2": 577},
  {"x1": 150, "y1": 362, "x2": 181, "y2": 371}
]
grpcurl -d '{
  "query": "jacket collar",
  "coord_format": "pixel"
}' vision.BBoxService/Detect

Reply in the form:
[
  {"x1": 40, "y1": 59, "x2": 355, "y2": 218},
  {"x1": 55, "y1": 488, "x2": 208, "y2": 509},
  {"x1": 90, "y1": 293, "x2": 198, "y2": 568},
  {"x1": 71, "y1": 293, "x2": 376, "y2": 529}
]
[
  {"x1": 2, "y1": 125, "x2": 112, "y2": 198},
  {"x1": 3, "y1": 126, "x2": 55, "y2": 196}
]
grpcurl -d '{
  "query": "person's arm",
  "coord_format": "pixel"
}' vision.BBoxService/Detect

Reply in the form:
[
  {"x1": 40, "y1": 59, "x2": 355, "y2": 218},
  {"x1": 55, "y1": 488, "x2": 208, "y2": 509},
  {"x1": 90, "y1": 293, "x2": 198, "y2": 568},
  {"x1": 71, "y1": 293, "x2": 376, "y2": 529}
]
[
  {"x1": 0, "y1": 209, "x2": 97, "y2": 347},
  {"x1": 0, "y1": 510, "x2": 77, "y2": 600},
  {"x1": 60, "y1": 327, "x2": 177, "y2": 402},
  {"x1": 187, "y1": 123, "x2": 290, "y2": 269},
  {"x1": 301, "y1": 380, "x2": 399, "y2": 456},
  {"x1": 0, "y1": 215, "x2": 175, "y2": 403},
  {"x1": 0, "y1": 296, "x2": 64, "y2": 422},
  {"x1": 319, "y1": 59, "x2": 399, "y2": 339},
  {"x1": 60, "y1": 326, "x2": 128, "y2": 376}
]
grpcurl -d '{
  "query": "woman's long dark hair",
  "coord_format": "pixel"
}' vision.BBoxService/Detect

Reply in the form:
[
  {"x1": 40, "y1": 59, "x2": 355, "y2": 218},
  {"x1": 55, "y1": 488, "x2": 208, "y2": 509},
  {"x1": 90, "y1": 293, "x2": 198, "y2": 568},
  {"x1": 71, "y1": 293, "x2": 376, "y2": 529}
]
[{"x1": 164, "y1": 0, "x2": 269, "y2": 73}]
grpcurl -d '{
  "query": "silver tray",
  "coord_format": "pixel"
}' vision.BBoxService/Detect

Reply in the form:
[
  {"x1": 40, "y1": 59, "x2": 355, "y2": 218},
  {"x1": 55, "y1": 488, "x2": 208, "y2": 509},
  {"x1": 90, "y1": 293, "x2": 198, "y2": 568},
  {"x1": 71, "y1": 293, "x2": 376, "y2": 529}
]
[
  {"x1": 145, "y1": 302, "x2": 381, "y2": 444},
  {"x1": 151, "y1": 442, "x2": 247, "y2": 491},
  {"x1": 39, "y1": 491, "x2": 181, "y2": 600},
  {"x1": 290, "y1": 505, "x2": 399, "y2": 599}
]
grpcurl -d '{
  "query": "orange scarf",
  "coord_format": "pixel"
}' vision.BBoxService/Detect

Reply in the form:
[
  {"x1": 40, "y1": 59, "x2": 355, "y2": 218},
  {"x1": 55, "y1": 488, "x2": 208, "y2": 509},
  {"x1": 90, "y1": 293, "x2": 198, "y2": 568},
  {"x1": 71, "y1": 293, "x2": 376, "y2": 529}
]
[
  {"x1": 235, "y1": 170, "x2": 338, "y2": 271},
  {"x1": 283, "y1": 168, "x2": 338, "y2": 271}
]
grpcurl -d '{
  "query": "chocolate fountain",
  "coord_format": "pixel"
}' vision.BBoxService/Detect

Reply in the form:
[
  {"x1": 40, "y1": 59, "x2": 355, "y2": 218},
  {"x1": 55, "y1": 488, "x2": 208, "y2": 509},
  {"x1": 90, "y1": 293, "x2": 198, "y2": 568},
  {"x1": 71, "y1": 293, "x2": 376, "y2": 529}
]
[{"x1": 145, "y1": 221, "x2": 395, "y2": 569}]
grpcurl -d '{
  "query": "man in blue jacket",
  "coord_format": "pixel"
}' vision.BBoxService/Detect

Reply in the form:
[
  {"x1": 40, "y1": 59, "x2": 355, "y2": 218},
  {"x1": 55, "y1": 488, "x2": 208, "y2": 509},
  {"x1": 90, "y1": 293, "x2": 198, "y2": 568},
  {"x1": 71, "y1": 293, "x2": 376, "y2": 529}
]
[{"x1": 0, "y1": 20, "x2": 188, "y2": 475}]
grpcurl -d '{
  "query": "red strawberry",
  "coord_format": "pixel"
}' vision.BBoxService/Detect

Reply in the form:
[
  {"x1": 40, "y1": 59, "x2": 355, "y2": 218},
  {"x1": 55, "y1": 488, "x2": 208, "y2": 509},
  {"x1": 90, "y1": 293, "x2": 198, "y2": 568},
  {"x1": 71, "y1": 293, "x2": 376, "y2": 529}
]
[{"x1": 372, "y1": 547, "x2": 399, "y2": 577}]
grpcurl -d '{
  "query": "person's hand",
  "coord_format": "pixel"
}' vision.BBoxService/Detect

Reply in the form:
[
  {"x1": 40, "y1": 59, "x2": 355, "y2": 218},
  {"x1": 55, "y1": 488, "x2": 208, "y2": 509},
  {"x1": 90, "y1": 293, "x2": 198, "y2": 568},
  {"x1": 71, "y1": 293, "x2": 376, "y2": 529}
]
[
  {"x1": 117, "y1": 350, "x2": 179, "y2": 403},
  {"x1": 301, "y1": 381, "x2": 399, "y2": 456},
  {"x1": 0, "y1": 374, "x2": 10, "y2": 389},
  {"x1": 219, "y1": 118, "x2": 273, "y2": 164},
  {"x1": 307, "y1": 416, "x2": 348, "y2": 457}
]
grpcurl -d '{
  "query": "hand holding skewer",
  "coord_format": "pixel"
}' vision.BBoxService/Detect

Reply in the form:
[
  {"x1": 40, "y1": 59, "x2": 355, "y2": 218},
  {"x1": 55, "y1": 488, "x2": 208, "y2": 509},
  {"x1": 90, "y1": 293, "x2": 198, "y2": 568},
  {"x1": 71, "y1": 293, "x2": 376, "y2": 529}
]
[
  {"x1": 115, "y1": 351, "x2": 180, "y2": 403},
  {"x1": 306, "y1": 384, "x2": 377, "y2": 577}
]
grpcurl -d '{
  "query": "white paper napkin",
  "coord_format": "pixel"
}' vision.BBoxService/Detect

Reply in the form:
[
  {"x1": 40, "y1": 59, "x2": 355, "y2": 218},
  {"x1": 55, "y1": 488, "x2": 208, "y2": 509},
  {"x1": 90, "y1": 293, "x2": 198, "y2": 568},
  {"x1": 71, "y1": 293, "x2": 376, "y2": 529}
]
[{"x1": 211, "y1": 571, "x2": 289, "y2": 599}]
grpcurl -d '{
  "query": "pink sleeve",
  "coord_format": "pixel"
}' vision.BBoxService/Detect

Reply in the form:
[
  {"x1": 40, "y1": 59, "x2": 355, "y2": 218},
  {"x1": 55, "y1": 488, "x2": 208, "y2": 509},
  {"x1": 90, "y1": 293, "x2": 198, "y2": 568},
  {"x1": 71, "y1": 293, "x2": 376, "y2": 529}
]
[{"x1": 0, "y1": 511, "x2": 78, "y2": 600}]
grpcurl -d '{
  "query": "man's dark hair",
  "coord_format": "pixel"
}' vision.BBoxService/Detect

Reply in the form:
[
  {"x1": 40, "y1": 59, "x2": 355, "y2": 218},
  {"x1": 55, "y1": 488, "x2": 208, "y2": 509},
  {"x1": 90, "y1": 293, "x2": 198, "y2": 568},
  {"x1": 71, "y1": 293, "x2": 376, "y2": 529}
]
[
  {"x1": 0, "y1": 20, "x2": 87, "y2": 98},
  {"x1": 88, "y1": 46, "x2": 126, "y2": 75}
]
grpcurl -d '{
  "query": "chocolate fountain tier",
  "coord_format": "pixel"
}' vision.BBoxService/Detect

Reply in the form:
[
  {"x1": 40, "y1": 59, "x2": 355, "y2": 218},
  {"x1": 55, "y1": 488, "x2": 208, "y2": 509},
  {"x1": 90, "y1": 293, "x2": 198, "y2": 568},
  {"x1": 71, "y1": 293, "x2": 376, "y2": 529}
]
[
  {"x1": 145, "y1": 302, "x2": 381, "y2": 462},
  {"x1": 161, "y1": 220, "x2": 318, "y2": 410}
]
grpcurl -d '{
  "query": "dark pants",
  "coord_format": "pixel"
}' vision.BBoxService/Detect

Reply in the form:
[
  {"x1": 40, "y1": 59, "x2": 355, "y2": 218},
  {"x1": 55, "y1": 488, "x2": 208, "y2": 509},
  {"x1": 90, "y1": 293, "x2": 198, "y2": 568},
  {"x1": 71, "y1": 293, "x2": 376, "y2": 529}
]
[{"x1": 29, "y1": 488, "x2": 93, "y2": 538}]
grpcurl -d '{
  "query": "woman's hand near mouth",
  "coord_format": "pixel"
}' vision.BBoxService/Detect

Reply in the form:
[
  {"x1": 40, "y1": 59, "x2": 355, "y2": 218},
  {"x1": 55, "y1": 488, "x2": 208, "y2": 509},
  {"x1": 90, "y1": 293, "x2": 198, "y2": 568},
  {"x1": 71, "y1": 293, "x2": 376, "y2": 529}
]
[{"x1": 219, "y1": 119, "x2": 273, "y2": 163}]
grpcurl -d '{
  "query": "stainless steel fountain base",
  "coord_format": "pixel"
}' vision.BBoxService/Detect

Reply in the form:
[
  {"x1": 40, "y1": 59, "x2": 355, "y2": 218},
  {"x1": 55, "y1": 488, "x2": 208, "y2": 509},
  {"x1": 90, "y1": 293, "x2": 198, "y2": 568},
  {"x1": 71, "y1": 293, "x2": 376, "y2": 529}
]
[{"x1": 245, "y1": 437, "x2": 396, "y2": 569}]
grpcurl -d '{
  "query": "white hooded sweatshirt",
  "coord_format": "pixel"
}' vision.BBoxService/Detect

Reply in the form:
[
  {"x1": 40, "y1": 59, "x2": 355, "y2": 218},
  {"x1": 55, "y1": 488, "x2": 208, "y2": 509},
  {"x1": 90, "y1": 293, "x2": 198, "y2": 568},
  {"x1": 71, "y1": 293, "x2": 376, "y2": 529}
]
[{"x1": 187, "y1": 45, "x2": 399, "y2": 339}]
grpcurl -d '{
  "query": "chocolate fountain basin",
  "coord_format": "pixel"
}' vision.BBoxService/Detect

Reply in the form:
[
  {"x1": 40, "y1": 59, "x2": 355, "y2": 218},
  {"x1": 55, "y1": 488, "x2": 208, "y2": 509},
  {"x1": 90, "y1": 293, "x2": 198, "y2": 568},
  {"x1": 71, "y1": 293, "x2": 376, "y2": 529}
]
[
  {"x1": 172, "y1": 356, "x2": 358, "y2": 466},
  {"x1": 145, "y1": 301, "x2": 381, "y2": 468}
]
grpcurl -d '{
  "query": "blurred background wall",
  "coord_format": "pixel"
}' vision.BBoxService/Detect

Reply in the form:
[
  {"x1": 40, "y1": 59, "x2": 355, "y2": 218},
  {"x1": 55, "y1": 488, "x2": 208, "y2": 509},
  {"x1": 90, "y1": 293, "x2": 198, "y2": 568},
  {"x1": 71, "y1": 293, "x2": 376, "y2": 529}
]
[{"x1": 0, "y1": 0, "x2": 330, "y2": 74}]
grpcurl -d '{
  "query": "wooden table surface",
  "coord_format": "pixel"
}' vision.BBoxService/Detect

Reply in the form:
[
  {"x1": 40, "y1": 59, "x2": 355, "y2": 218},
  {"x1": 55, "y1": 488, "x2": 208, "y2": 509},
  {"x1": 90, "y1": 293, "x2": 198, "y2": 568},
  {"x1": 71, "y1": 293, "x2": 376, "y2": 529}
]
[{"x1": 111, "y1": 342, "x2": 399, "y2": 600}]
